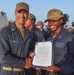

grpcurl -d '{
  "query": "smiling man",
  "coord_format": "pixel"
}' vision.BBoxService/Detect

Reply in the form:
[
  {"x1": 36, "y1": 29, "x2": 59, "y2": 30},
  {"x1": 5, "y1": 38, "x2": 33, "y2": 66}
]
[{"x1": 0, "y1": 2, "x2": 33, "y2": 75}]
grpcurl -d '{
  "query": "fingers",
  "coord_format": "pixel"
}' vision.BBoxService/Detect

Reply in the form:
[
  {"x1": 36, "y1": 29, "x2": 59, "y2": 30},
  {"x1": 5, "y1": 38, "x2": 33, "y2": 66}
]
[
  {"x1": 25, "y1": 58, "x2": 32, "y2": 69},
  {"x1": 26, "y1": 58, "x2": 32, "y2": 62},
  {"x1": 30, "y1": 53, "x2": 36, "y2": 58},
  {"x1": 43, "y1": 67, "x2": 50, "y2": 71},
  {"x1": 36, "y1": 68, "x2": 41, "y2": 71},
  {"x1": 43, "y1": 66, "x2": 60, "y2": 73}
]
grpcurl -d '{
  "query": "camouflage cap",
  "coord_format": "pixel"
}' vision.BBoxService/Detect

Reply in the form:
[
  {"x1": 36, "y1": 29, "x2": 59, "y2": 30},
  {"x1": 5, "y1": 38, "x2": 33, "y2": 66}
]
[
  {"x1": 15, "y1": 2, "x2": 29, "y2": 12},
  {"x1": 28, "y1": 13, "x2": 36, "y2": 21},
  {"x1": 36, "y1": 21, "x2": 44, "y2": 26},
  {"x1": 45, "y1": 9, "x2": 64, "y2": 22}
]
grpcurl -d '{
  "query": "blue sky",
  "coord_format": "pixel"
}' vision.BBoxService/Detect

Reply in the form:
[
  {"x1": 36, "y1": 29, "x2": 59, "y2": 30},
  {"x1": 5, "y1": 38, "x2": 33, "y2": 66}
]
[{"x1": 0, "y1": 0, "x2": 74, "y2": 27}]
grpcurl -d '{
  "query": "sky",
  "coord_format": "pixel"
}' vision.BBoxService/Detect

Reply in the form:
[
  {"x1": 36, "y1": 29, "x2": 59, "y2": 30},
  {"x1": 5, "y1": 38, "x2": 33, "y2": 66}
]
[{"x1": 0, "y1": 0, "x2": 74, "y2": 27}]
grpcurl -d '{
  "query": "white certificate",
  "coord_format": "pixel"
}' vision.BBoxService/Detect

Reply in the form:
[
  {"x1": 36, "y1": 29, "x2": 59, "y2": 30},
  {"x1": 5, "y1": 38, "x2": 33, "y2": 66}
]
[{"x1": 32, "y1": 41, "x2": 53, "y2": 67}]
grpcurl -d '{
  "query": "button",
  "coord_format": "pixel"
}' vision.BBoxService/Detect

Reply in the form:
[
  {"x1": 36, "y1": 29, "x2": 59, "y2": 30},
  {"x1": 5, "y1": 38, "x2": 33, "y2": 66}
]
[
  {"x1": 63, "y1": 58, "x2": 65, "y2": 61},
  {"x1": 13, "y1": 40, "x2": 15, "y2": 42},
  {"x1": 12, "y1": 28, "x2": 14, "y2": 31}
]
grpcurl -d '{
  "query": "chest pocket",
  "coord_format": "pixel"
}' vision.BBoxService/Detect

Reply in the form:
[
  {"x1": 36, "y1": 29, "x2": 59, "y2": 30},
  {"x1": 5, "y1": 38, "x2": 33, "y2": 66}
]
[
  {"x1": 9, "y1": 29, "x2": 21, "y2": 50},
  {"x1": 10, "y1": 40, "x2": 20, "y2": 49},
  {"x1": 55, "y1": 42, "x2": 66, "y2": 55},
  {"x1": 55, "y1": 42, "x2": 65, "y2": 48},
  {"x1": 54, "y1": 42, "x2": 67, "y2": 64}
]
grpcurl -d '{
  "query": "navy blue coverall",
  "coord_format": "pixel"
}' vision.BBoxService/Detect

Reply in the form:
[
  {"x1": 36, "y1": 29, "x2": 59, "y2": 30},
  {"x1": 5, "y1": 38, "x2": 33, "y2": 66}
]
[
  {"x1": 0, "y1": 22, "x2": 34, "y2": 75},
  {"x1": 46, "y1": 28, "x2": 74, "y2": 75}
]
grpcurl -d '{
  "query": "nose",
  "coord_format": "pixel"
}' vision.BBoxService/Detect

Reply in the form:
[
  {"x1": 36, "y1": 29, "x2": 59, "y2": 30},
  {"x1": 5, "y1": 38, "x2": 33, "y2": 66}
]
[{"x1": 20, "y1": 12, "x2": 24, "y2": 18}]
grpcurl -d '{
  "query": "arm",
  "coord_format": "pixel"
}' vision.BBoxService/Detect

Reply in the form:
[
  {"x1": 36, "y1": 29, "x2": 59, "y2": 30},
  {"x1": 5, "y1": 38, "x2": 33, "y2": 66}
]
[
  {"x1": 0, "y1": 29, "x2": 32, "y2": 68},
  {"x1": 59, "y1": 38, "x2": 74, "y2": 74}
]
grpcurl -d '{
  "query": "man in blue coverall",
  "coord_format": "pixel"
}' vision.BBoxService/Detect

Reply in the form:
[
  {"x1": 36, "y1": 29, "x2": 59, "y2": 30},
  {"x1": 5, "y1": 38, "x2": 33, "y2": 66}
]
[
  {"x1": 25, "y1": 13, "x2": 46, "y2": 75},
  {"x1": 0, "y1": 2, "x2": 33, "y2": 75}
]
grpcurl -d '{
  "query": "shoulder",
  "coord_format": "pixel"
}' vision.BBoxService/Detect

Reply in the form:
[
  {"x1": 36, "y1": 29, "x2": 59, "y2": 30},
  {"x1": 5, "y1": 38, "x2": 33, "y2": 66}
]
[
  {"x1": 0, "y1": 24, "x2": 9, "y2": 30},
  {"x1": 0, "y1": 22, "x2": 15, "y2": 33},
  {"x1": 0, "y1": 24, "x2": 11, "y2": 37},
  {"x1": 62, "y1": 28, "x2": 73, "y2": 38},
  {"x1": 63, "y1": 29, "x2": 74, "y2": 43},
  {"x1": 0, "y1": 24, "x2": 10, "y2": 32},
  {"x1": 33, "y1": 27, "x2": 41, "y2": 34},
  {"x1": 33, "y1": 27, "x2": 39, "y2": 31}
]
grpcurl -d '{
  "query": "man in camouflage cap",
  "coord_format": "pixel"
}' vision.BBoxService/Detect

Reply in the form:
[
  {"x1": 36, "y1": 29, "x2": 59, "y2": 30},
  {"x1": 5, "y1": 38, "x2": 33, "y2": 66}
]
[
  {"x1": 25, "y1": 13, "x2": 45, "y2": 41},
  {"x1": 36, "y1": 21, "x2": 48, "y2": 40},
  {"x1": 25, "y1": 13, "x2": 46, "y2": 75},
  {"x1": 36, "y1": 21, "x2": 44, "y2": 31},
  {"x1": 43, "y1": 8, "x2": 74, "y2": 75},
  {"x1": 25, "y1": 13, "x2": 36, "y2": 31},
  {"x1": 0, "y1": 2, "x2": 33, "y2": 75}
]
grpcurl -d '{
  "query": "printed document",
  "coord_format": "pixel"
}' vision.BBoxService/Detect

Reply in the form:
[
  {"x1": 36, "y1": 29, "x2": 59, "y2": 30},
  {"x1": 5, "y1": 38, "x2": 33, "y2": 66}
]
[{"x1": 32, "y1": 41, "x2": 53, "y2": 67}]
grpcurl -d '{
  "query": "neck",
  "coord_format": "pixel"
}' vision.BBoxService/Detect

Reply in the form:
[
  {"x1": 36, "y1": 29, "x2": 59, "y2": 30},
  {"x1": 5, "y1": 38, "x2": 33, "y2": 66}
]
[
  {"x1": 15, "y1": 21, "x2": 25, "y2": 39},
  {"x1": 29, "y1": 25, "x2": 34, "y2": 32},
  {"x1": 15, "y1": 21, "x2": 25, "y2": 32},
  {"x1": 53, "y1": 27, "x2": 62, "y2": 38}
]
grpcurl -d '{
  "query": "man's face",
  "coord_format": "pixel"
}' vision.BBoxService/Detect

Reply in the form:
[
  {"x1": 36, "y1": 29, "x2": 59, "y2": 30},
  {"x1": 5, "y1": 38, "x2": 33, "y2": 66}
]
[
  {"x1": 15, "y1": 9, "x2": 28, "y2": 25},
  {"x1": 25, "y1": 19, "x2": 33, "y2": 28},
  {"x1": 48, "y1": 19, "x2": 63, "y2": 32}
]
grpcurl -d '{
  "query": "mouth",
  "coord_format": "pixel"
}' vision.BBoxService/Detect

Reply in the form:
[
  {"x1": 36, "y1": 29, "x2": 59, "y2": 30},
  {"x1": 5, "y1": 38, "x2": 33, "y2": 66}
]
[{"x1": 50, "y1": 26, "x2": 55, "y2": 29}]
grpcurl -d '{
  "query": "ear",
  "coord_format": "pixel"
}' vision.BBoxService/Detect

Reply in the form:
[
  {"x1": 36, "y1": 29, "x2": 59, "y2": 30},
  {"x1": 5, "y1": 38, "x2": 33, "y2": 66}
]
[
  {"x1": 32, "y1": 20, "x2": 34, "y2": 24},
  {"x1": 14, "y1": 11, "x2": 16, "y2": 16},
  {"x1": 60, "y1": 18, "x2": 63, "y2": 24}
]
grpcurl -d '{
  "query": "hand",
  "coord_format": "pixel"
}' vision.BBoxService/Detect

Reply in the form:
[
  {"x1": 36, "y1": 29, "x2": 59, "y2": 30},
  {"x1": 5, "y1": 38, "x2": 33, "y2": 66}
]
[
  {"x1": 43, "y1": 66, "x2": 60, "y2": 73},
  {"x1": 36, "y1": 68, "x2": 41, "y2": 71},
  {"x1": 29, "y1": 53, "x2": 36, "y2": 58},
  {"x1": 24, "y1": 58, "x2": 32, "y2": 69}
]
